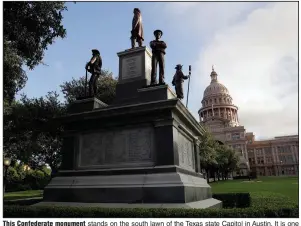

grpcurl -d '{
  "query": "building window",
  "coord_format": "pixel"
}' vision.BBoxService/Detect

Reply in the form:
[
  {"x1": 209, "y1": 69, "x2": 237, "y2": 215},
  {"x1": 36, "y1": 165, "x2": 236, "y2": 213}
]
[
  {"x1": 264, "y1": 147, "x2": 272, "y2": 155},
  {"x1": 232, "y1": 133, "x2": 240, "y2": 140}
]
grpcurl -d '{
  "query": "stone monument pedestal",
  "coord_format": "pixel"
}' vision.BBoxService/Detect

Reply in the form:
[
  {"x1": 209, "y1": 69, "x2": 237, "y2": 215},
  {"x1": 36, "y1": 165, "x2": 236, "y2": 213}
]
[{"x1": 36, "y1": 47, "x2": 222, "y2": 209}]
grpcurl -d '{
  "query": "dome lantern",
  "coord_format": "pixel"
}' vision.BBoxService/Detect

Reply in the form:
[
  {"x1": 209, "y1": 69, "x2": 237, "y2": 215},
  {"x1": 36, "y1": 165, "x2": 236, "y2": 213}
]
[{"x1": 210, "y1": 65, "x2": 218, "y2": 83}]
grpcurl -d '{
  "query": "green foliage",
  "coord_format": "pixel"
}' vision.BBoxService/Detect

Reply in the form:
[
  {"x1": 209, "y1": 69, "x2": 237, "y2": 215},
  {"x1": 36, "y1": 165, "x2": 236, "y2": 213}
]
[
  {"x1": 5, "y1": 164, "x2": 50, "y2": 192},
  {"x1": 212, "y1": 193, "x2": 251, "y2": 208},
  {"x1": 199, "y1": 127, "x2": 217, "y2": 171},
  {"x1": 3, "y1": 41, "x2": 27, "y2": 103},
  {"x1": 199, "y1": 127, "x2": 239, "y2": 181},
  {"x1": 3, "y1": 2, "x2": 68, "y2": 103},
  {"x1": 3, "y1": 92, "x2": 66, "y2": 169},
  {"x1": 60, "y1": 70, "x2": 118, "y2": 104},
  {"x1": 211, "y1": 176, "x2": 299, "y2": 205},
  {"x1": 3, "y1": 205, "x2": 298, "y2": 218},
  {"x1": 4, "y1": 2, "x2": 67, "y2": 69},
  {"x1": 4, "y1": 190, "x2": 43, "y2": 201},
  {"x1": 251, "y1": 192, "x2": 297, "y2": 209}
]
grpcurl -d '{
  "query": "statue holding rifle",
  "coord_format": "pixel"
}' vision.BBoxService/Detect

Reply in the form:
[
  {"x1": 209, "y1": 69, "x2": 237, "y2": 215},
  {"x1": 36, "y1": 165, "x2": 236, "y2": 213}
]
[
  {"x1": 172, "y1": 64, "x2": 191, "y2": 99},
  {"x1": 85, "y1": 49, "x2": 102, "y2": 97}
]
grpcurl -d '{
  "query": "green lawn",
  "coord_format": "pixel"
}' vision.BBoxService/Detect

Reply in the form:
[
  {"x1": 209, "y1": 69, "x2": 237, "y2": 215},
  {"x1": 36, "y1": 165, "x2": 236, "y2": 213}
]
[
  {"x1": 210, "y1": 176, "x2": 299, "y2": 207},
  {"x1": 4, "y1": 176, "x2": 299, "y2": 208},
  {"x1": 4, "y1": 190, "x2": 43, "y2": 201}
]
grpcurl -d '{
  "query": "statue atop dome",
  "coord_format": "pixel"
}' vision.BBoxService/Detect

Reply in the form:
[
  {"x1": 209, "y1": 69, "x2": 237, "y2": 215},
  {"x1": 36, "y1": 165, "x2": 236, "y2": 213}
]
[{"x1": 210, "y1": 65, "x2": 218, "y2": 83}]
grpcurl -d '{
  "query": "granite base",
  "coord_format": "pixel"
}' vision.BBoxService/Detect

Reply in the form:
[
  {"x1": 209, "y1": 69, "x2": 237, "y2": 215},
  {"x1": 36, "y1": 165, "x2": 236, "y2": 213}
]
[
  {"x1": 33, "y1": 198, "x2": 222, "y2": 209},
  {"x1": 43, "y1": 171, "x2": 214, "y2": 204}
]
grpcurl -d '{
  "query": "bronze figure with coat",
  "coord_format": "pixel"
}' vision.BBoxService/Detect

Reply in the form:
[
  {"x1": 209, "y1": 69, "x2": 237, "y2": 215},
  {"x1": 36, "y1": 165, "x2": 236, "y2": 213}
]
[
  {"x1": 172, "y1": 64, "x2": 190, "y2": 99},
  {"x1": 85, "y1": 49, "x2": 102, "y2": 97},
  {"x1": 131, "y1": 8, "x2": 144, "y2": 48},
  {"x1": 150, "y1": 30, "x2": 167, "y2": 85}
]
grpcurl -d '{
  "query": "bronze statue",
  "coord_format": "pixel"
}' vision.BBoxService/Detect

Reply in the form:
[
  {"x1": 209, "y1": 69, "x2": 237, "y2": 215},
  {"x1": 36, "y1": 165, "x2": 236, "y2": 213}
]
[
  {"x1": 131, "y1": 8, "x2": 144, "y2": 48},
  {"x1": 150, "y1": 30, "x2": 167, "y2": 85},
  {"x1": 85, "y1": 49, "x2": 102, "y2": 97},
  {"x1": 172, "y1": 64, "x2": 190, "y2": 99}
]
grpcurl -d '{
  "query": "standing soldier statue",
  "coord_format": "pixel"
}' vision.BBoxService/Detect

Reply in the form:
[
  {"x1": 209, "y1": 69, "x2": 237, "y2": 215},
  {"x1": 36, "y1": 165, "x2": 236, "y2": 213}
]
[
  {"x1": 150, "y1": 30, "x2": 167, "y2": 85},
  {"x1": 172, "y1": 64, "x2": 190, "y2": 99},
  {"x1": 85, "y1": 49, "x2": 102, "y2": 97},
  {"x1": 131, "y1": 8, "x2": 144, "y2": 49}
]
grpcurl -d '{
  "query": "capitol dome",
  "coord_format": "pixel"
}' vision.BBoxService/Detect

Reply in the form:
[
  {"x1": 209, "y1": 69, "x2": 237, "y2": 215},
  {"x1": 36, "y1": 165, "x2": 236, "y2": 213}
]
[
  {"x1": 203, "y1": 80, "x2": 230, "y2": 98},
  {"x1": 198, "y1": 67, "x2": 239, "y2": 127}
]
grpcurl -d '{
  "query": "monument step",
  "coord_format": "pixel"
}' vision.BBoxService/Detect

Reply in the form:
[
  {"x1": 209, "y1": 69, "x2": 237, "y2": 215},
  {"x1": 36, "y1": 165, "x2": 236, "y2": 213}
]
[{"x1": 33, "y1": 198, "x2": 222, "y2": 209}]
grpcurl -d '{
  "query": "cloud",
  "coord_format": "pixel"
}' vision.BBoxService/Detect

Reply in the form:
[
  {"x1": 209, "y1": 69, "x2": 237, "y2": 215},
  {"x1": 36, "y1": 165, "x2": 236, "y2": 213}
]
[{"x1": 164, "y1": 2, "x2": 298, "y2": 138}]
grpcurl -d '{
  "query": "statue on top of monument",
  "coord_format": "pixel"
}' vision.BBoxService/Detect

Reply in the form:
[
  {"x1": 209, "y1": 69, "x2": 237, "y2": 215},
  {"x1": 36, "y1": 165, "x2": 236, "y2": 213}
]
[
  {"x1": 131, "y1": 8, "x2": 144, "y2": 49},
  {"x1": 85, "y1": 49, "x2": 102, "y2": 97},
  {"x1": 172, "y1": 64, "x2": 190, "y2": 99},
  {"x1": 150, "y1": 30, "x2": 167, "y2": 85}
]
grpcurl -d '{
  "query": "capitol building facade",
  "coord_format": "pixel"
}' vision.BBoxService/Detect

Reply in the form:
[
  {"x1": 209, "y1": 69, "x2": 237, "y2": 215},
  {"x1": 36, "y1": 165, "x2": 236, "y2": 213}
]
[{"x1": 198, "y1": 68, "x2": 299, "y2": 177}]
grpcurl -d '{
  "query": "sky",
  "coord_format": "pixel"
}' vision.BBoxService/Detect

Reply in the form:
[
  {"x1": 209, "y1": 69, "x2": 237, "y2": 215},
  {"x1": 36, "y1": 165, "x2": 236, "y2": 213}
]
[{"x1": 19, "y1": 1, "x2": 298, "y2": 140}]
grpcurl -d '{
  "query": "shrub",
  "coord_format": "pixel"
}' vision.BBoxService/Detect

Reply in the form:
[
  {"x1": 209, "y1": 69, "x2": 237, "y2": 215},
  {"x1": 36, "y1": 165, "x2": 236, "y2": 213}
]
[
  {"x1": 212, "y1": 193, "x2": 250, "y2": 208},
  {"x1": 251, "y1": 192, "x2": 297, "y2": 208},
  {"x1": 6, "y1": 168, "x2": 51, "y2": 192},
  {"x1": 3, "y1": 205, "x2": 299, "y2": 218}
]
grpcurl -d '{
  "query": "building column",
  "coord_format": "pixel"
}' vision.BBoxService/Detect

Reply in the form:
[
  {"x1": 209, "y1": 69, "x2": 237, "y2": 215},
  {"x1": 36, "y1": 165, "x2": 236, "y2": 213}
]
[
  {"x1": 218, "y1": 108, "x2": 221, "y2": 118},
  {"x1": 264, "y1": 166, "x2": 268, "y2": 176},
  {"x1": 233, "y1": 110, "x2": 236, "y2": 122},
  {"x1": 294, "y1": 165, "x2": 298, "y2": 175}
]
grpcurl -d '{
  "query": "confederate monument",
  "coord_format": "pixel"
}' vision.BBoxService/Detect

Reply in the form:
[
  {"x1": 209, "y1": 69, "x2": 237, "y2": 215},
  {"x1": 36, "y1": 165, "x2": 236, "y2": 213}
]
[
  {"x1": 38, "y1": 9, "x2": 221, "y2": 209},
  {"x1": 172, "y1": 64, "x2": 190, "y2": 99},
  {"x1": 150, "y1": 30, "x2": 167, "y2": 85},
  {"x1": 131, "y1": 8, "x2": 144, "y2": 49},
  {"x1": 85, "y1": 49, "x2": 102, "y2": 97}
]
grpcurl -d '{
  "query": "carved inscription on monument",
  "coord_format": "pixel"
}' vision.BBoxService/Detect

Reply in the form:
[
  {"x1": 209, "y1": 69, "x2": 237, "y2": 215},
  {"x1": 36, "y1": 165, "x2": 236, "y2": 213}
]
[
  {"x1": 79, "y1": 127, "x2": 154, "y2": 167},
  {"x1": 122, "y1": 56, "x2": 141, "y2": 80},
  {"x1": 176, "y1": 130, "x2": 195, "y2": 172}
]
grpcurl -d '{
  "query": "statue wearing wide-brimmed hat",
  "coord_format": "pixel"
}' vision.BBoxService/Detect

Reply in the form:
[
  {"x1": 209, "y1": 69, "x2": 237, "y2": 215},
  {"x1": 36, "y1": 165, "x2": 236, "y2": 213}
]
[
  {"x1": 150, "y1": 29, "x2": 167, "y2": 85},
  {"x1": 172, "y1": 64, "x2": 190, "y2": 99},
  {"x1": 131, "y1": 8, "x2": 144, "y2": 49},
  {"x1": 85, "y1": 49, "x2": 102, "y2": 97}
]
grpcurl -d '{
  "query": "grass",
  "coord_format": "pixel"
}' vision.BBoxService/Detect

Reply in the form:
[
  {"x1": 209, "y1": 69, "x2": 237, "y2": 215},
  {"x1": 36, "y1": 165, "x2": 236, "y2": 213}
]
[
  {"x1": 210, "y1": 176, "x2": 299, "y2": 207},
  {"x1": 4, "y1": 176, "x2": 299, "y2": 208},
  {"x1": 4, "y1": 190, "x2": 43, "y2": 201}
]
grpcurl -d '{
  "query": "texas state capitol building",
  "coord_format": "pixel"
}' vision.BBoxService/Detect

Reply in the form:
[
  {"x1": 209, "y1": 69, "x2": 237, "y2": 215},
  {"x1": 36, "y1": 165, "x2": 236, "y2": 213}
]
[{"x1": 198, "y1": 68, "x2": 299, "y2": 177}]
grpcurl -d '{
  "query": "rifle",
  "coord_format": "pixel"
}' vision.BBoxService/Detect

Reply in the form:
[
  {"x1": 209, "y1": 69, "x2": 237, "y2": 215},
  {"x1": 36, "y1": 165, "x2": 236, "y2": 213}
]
[{"x1": 186, "y1": 65, "x2": 192, "y2": 108}]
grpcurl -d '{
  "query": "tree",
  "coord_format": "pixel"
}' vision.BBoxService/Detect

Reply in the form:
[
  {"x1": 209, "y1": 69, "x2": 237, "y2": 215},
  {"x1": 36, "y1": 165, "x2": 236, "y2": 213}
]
[
  {"x1": 3, "y1": 2, "x2": 68, "y2": 103},
  {"x1": 199, "y1": 127, "x2": 240, "y2": 182},
  {"x1": 60, "y1": 70, "x2": 118, "y2": 104},
  {"x1": 215, "y1": 144, "x2": 229, "y2": 181},
  {"x1": 3, "y1": 92, "x2": 66, "y2": 170},
  {"x1": 199, "y1": 127, "x2": 218, "y2": 183},
  {"x1": 214, "y1": 144, "x2": 239, "y2": 180},
  {"x1": 224, "y1": 145, "x2": 239, "y2": 179},
  {"x1": 3, "y1": 41, "x2": 27, "y2": 103}
]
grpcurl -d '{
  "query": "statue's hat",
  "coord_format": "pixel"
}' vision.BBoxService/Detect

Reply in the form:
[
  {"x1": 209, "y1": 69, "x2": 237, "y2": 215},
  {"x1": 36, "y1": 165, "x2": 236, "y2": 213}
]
[
  {"x1": 92, "y1": 49, "x2": 100, "y2": 55},
  {"x1": 154, "y1": 29, "x2": 163, "y2": 36},
  {"x1": 134, "y1": 8, "x2": 141, "y2": 13},
  {"x1": 175, "y1": 64, "x2": 183, "y2": 69}
]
